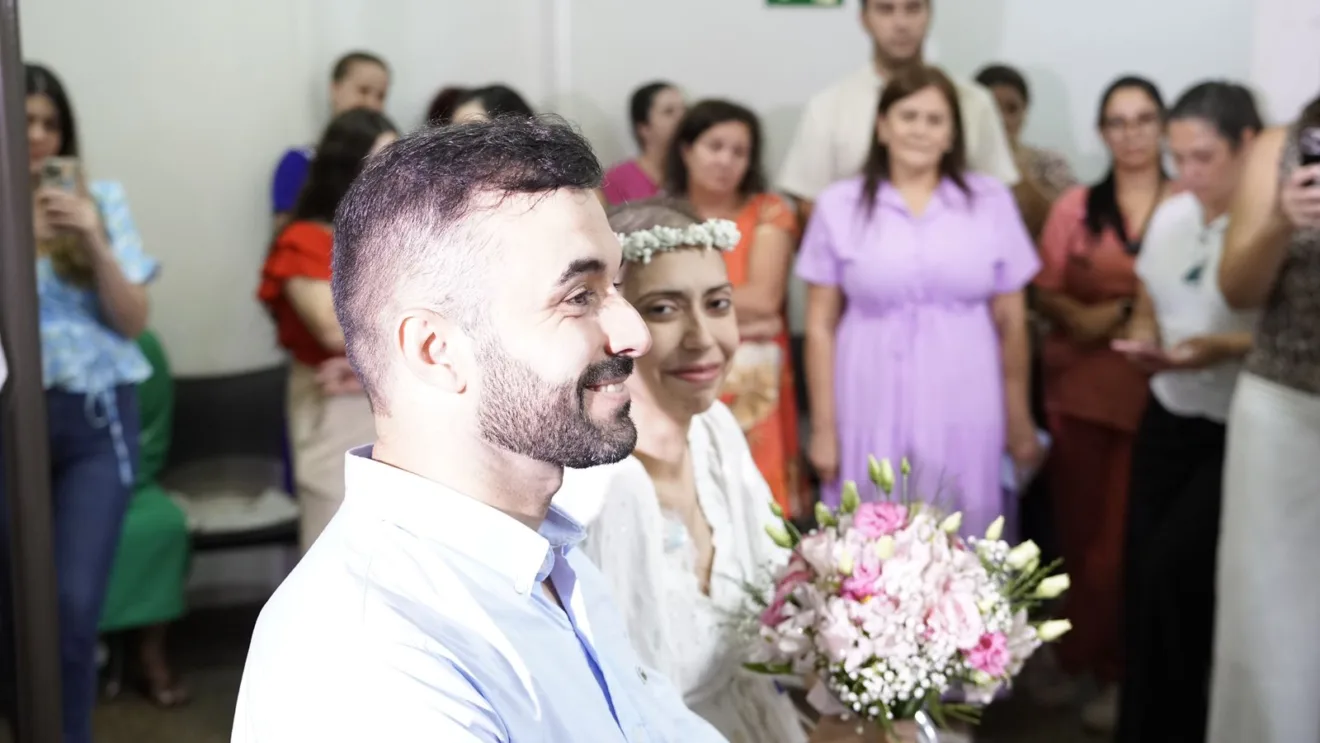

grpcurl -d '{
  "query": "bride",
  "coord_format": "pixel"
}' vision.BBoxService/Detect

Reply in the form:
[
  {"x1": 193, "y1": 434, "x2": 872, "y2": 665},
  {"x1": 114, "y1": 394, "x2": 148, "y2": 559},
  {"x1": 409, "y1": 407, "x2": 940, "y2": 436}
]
[{"x1": 558, "y1": 198, "x2": 808, "y2": 743}]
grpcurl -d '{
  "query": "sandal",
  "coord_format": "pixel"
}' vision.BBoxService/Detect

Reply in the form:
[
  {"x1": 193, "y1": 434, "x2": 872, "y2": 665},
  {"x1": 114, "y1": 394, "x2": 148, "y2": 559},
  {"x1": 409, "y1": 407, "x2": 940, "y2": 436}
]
[{"x1": 137, "y1": 672, "x2": 191, "y2": 709}]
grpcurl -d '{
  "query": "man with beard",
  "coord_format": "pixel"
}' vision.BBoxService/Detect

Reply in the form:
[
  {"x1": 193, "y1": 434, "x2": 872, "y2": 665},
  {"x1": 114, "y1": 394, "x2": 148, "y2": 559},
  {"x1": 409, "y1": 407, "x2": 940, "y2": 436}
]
[{"x1": 231, "y1": 117, "x2": 727, "y2": 742}]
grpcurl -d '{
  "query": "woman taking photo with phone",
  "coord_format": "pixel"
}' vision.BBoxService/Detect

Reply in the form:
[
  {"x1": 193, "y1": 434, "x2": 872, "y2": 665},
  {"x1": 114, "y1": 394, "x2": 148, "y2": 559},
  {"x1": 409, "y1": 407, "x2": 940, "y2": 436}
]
[
  {"x1": 1209, "y1": 94, "x2": 1320, "y2": 743},
  {"x1": 1113, "y1": 81, "x2": 1262, "y2": 743},
  {"x1": 7, "y1": 63, "x2": 160, "y2": 743},
  {"x1": 259, "y1": 108, "x2": 397, "y2": 555}
]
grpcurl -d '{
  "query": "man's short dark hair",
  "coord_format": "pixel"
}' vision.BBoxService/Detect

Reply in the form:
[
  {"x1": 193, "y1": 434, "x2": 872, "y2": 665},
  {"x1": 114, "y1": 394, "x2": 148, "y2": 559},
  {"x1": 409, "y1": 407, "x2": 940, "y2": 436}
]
[
  {"x1": 331, "y1": 51, "x2": 388, "y2": 82},
  {"x1": 331, "y1": 115, "x2": 603, "y2": 413}
]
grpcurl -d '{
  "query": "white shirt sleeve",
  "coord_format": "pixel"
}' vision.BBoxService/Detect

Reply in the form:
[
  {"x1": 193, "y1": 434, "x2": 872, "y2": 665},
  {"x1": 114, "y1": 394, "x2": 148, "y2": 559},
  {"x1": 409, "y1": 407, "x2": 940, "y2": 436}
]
[
  {"x1": 777, "y1": 94, "x2": 838, "y2": 202},
  {"x1": 961, "y1": 83, "x2": 1021, "y2": 186}
]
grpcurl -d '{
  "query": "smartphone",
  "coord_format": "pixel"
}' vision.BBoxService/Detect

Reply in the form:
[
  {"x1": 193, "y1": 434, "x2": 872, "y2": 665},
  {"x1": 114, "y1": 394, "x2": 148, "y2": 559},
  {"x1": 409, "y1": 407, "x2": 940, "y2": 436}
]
[
  {"x1": 39, "y1": 156, "x2": 79, "y2": 193},
  {"x1": 1300, "y1": 128, "x2": 1320, "y2": 186}
]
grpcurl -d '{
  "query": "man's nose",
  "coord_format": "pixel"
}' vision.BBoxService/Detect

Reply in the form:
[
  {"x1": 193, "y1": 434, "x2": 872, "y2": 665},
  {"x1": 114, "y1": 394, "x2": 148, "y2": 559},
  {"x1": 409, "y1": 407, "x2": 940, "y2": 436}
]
[{"x1": 603, "y1": 294, "x2": 652, "y2": 360}]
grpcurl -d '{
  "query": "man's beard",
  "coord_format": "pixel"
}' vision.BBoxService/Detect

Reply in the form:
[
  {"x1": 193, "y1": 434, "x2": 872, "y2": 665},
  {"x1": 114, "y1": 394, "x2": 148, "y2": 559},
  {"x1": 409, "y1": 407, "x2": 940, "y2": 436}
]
[{"x1": 475, "y1": 336, "x2": 638, "y2": 470}]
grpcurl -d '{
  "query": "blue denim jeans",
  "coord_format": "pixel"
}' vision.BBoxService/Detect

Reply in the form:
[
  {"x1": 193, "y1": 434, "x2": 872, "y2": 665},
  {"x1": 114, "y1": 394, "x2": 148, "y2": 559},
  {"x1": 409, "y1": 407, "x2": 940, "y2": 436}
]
[{"x1": 0, "y1": 385, "x2": 139, "y2": 743}]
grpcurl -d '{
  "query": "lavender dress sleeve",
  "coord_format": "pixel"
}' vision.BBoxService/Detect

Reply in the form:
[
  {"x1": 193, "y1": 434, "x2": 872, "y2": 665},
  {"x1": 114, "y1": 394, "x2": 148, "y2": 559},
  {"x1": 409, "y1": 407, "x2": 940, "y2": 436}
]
[
  {"x1": 989, "y1": 184, "x2": 1042, "y2": 294},
  {"x1": 794, "y1": 192, "x2": 842, "y2": 287}
]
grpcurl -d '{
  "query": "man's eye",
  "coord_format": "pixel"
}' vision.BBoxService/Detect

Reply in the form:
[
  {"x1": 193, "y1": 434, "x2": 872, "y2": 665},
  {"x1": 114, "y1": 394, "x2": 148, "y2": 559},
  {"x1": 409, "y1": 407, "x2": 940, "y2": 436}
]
[{"x1": 567, "y1": 290, "x2": 595, "y2": 306}]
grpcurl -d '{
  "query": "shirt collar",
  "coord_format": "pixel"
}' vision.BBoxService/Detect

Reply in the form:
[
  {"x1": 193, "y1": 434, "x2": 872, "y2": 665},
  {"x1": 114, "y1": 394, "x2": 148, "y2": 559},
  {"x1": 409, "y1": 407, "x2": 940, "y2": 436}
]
[
  {"x1": 343, "y1": 445, "x2": 586, "y2": 596},
  {"x1": 876, "y1": 177, "x2": 971, "y2": 213}
]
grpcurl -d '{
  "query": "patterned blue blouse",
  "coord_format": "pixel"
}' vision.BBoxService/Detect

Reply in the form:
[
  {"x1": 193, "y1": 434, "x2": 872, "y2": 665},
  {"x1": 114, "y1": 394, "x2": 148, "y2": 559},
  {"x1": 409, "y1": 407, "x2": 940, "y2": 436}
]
[{"x1": 39, "y1": 180, "x2": 159, "y2": 393}]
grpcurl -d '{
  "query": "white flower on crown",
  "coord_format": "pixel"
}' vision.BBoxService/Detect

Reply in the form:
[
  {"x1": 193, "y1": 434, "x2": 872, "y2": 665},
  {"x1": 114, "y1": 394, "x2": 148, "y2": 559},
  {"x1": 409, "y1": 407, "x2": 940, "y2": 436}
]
[{"x1": 617, "y1": 218, "x2": 741, "y2": 264}]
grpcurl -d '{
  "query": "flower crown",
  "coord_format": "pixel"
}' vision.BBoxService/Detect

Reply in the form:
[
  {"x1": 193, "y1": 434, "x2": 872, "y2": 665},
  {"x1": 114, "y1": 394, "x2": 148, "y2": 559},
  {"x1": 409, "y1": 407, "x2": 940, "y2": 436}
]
[{"x1": 616, "y1": 219, "x2": 741, "y2": 264}]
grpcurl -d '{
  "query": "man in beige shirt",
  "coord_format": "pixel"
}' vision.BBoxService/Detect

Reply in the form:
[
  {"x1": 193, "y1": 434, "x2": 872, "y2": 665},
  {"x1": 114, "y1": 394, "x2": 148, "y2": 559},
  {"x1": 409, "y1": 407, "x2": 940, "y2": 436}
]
[{"x1": 778, "y1": 0, "x2": 1019, "y2": 219}]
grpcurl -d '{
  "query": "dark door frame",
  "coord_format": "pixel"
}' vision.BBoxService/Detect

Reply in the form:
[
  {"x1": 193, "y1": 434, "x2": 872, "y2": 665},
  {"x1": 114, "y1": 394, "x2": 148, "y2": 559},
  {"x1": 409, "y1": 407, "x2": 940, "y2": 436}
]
[{"x1": 0, "y1": 0, "x2": 66, "y2": 740}]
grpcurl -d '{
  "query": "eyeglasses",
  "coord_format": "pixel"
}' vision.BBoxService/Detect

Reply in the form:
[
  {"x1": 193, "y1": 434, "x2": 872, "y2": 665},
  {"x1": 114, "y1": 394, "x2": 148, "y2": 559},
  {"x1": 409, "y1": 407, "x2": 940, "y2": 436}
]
[{"x1": 1102, "y1": 113, "x2": 1162, "y2": 135}]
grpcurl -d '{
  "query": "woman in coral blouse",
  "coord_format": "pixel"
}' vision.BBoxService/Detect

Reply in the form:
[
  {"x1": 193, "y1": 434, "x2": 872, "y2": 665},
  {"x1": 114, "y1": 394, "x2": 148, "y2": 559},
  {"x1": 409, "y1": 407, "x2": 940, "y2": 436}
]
[
  {"x1": 1032, "y1": 76, "x2": 1171, "y2": 732},
  {"x1": 259, "y1": 108, "x2": 397, "y2": 554},
  {"x1": 666, "y1": 99, "x2": 802, "y2": 518}
]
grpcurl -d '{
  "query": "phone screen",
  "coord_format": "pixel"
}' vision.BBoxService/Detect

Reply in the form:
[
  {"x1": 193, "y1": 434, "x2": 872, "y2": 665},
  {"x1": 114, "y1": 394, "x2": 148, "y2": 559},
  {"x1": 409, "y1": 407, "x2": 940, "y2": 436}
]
[
  {"x1": 39, "y1": 157, "x2": 79, "y2": 193},
  {"x1": 1300, "y1": 127, "x2": 1320, "y2": 168}
]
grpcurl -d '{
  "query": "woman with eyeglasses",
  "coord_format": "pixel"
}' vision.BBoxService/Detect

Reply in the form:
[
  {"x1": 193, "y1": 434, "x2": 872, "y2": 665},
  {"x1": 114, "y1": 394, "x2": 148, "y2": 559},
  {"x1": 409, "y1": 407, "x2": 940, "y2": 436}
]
[
  {"x1": 1113, "y1": 81, "x2": 1262, "y2": 743},
  {"x1": 1031, "y1": 75, "x2": 1171, "y2": 733}
]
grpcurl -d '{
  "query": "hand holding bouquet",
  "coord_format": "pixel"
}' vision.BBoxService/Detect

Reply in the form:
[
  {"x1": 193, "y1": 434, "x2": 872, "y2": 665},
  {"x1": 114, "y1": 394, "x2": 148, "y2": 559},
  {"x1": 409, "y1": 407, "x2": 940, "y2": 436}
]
[{"x1": 743, "y1": 456, "x2": 1071, "y2": 740}]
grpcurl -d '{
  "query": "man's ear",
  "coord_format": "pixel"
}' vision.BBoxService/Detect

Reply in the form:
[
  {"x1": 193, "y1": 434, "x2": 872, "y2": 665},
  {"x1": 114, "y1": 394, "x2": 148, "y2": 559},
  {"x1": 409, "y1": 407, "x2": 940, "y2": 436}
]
[{"x1": 394, "y1": 308, "x2": 470, "y2": 394}]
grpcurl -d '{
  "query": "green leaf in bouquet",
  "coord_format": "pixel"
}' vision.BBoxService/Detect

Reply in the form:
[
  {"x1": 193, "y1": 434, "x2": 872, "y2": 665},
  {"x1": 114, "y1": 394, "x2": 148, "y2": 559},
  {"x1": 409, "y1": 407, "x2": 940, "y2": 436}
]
[
  {"x1": 840, "y1": 480, "x2": 861, "y2": 514},
  {"x1": 769, "y1": 501, "x2": 784, "y2": 519},
  {"x1": 1008, "y1": 557, "x2": 1065, "y2": 602}
]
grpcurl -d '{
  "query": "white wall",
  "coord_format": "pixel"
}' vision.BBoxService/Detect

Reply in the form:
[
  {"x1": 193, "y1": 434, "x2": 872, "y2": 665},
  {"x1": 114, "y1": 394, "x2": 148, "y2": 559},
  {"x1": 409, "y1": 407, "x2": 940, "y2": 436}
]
[
  {"x1": 565, "y1": 0, "x2": 1257, "y2": 187},
  {"x1": 20, "y1": 0, "x2": 545, "y2": 377},
  {"x1": 18, "y1": 0, "x2": 1311, "y2": 374}
]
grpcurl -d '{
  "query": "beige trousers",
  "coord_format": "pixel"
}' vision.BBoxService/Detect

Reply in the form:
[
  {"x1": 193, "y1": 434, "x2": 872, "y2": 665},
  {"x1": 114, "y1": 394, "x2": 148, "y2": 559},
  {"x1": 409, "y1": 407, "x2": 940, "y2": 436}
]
[{"x1": 286, "y1": 361, "x2": 376, "y2": 554}]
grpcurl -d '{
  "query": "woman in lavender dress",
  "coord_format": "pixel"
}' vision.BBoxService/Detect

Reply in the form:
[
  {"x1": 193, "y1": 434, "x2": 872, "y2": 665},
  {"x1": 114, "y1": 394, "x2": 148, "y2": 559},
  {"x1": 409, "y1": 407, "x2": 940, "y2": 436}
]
[{"x1": 796, "y1": 66, "x2": 1042, "y2": 540}]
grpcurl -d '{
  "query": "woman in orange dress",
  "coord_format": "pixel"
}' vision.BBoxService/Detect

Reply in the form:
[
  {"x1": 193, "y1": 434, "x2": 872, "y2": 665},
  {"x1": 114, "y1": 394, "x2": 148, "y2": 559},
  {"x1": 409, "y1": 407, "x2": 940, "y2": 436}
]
[
  {"x1": 666, "y1": 99, "x2": 802, "y2": 518},
  {"x1": 1033, "y1": 76, "x2": 1171, "y2": 733}
]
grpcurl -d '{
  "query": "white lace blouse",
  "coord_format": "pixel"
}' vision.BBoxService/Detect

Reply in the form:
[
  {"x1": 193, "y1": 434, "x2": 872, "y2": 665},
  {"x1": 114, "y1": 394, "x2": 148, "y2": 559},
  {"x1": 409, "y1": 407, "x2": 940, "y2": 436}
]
[{"x1": 557, "y1": 402, "x2": 807, "y2": 743}]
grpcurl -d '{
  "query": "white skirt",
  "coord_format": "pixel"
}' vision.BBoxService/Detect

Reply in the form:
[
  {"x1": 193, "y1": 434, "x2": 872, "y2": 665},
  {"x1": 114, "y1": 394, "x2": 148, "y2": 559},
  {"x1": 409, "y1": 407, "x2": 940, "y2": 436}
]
[{"x1": 1210, "y1": 372, "x2": 1320, "y2": 743}]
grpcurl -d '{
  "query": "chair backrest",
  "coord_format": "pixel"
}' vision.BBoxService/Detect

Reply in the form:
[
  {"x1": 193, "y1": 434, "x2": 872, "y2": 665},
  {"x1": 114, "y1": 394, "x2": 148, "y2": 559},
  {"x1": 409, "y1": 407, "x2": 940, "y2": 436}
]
[{"x1": 135, "y1": 330, "x2": 174, "y2": 487}]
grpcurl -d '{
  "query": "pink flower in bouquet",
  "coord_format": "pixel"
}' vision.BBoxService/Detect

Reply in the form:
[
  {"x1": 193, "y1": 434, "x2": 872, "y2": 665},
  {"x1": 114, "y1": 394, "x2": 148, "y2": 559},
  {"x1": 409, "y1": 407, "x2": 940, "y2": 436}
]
[
  {"x1": 967, "y1": 632, "x2": 1011, "y2": 677},
  {"x1": 840, "y1": 559, "x2": 882, "y2": 602},
  {"x1": 761, "y1": 566, "x2": 812, "y2": 626},
  {"x1": 798, "y1": 530, "x2": 838, "y2": 576},
  {"x1": 854, "y1": 501, "x2": 908, "y2": 539},
  {"x1": 926, "y1": 590, "x2": 985, "y2": 651},
  {"x1": 816, "y1": 599, "x2": 861, "y2": 664}
]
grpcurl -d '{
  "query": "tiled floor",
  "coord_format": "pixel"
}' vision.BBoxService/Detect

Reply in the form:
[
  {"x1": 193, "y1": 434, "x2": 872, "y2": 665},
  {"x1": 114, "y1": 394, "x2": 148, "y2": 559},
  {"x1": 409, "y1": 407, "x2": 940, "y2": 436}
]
[{"x1": 3, "y1": 604, "x2": 1109, "y2": 742}]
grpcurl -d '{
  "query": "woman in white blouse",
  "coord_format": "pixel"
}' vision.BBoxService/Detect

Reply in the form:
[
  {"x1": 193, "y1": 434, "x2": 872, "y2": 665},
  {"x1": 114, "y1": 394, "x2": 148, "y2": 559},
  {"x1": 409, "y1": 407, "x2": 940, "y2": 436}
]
[
  {"x1": 559, "y1": 198, "x2": 807, "y2": 743},
  {"x1": 1112, "y1": 81, "x2": 1262, "y2": 743}
]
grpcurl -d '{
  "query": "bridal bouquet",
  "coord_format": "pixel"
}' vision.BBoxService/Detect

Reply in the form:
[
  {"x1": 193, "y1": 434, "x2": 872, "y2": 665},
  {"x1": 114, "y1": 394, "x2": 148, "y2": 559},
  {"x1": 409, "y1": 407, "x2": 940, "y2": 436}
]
[{"x1": 742, "y1": 457, "x2": 1071, "y2": 737}]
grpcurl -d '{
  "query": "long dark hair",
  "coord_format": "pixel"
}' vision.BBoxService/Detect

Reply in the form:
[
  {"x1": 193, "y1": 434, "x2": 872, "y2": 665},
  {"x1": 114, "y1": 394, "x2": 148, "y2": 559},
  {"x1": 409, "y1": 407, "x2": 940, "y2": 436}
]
[
  {"x1": 291, "y1": 109, "x2": 397, "y2": 224},
  {"x1": 629, "y1": 81, "x2": 676, "y2": 147},
  {"x1": 861, "y1": 65, "x2": 969, "y2": 218},
  {"x1": 25, "y1": 63, "x2": 78, "y2": 157},
  {"x1": 453, "y1": 85, "x2": 534, "y2": 119},
  {"x1": 665, "y1": 99, "x2": 767, "y2": 198},
  {"x1": 1168, "y1": 81, "x2": 1262, "y2": 149},
  {"x1": 1085, "y1": 76, "x2": 1168, "y2": 246}
]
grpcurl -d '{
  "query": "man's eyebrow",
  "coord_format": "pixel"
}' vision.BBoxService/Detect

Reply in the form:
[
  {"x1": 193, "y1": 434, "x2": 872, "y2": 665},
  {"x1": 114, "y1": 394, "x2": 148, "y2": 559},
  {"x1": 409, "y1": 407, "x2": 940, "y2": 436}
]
[{"x1": 555, "y1": 258, "x2": 607, "y2": 287}]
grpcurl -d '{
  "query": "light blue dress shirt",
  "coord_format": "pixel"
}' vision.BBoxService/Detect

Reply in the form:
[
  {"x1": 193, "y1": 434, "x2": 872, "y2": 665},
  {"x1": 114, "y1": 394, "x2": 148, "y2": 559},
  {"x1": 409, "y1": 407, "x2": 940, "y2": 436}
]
[{"x1": 232, "y1": 446, "x2": 727, "y2": 743}]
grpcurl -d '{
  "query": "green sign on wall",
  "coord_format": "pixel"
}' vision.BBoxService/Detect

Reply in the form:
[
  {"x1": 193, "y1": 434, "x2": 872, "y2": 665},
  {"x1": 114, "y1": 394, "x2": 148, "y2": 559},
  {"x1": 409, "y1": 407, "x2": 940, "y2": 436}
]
[{"x1": 767, "y1": 0, "x2": 843, "y2": 6}]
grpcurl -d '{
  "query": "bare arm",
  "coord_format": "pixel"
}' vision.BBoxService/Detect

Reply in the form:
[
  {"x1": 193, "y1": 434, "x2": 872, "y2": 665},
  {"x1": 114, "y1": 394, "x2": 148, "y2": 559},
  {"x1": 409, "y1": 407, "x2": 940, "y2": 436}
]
[
  {"x1": 1035, "y1": 289, "x2": 1126, "y2": 344},
  {"x1": 1125, "y1": 281, "x2": 1160, "y2": 345},
  {"x1": 733, "y1": 222, "x2": 795, "y2": 334},
  {"x1": 803, "y1": 284, "x2": 843, "y2": 436},
  {"x1": 285, "y1": 277, "x2": 345, "y2": 353},
  {"x1": 1218, "y1": 126, "x2": 1293, "y2": 309},
  {"x1": 992, "y1": 290, "x2": 1033, "y2": 433},
  {"x1": 88, "y1": 237, "x2": 149, "y2": 338}
]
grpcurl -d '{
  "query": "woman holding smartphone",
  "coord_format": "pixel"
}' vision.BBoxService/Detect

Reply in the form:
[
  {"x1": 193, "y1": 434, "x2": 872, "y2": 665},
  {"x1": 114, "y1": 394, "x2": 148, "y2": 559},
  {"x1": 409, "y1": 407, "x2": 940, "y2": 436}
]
[
  {"x1": 11, "y1": 63, "x2": 160, "y2": 743},
  {"x1": 1113, "y1": 82, "x2": 1261, "y2": 743},
  {"x1": 1208, "y1": 95, "x2": 1320, "y2": 743}
]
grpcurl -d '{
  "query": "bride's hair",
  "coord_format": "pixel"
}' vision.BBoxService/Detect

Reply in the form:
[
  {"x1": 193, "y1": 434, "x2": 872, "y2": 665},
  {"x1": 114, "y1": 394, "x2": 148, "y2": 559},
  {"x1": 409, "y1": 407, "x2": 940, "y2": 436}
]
[{"x1": 606, "y1": 196, "x2": 700, "y2": 234}]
